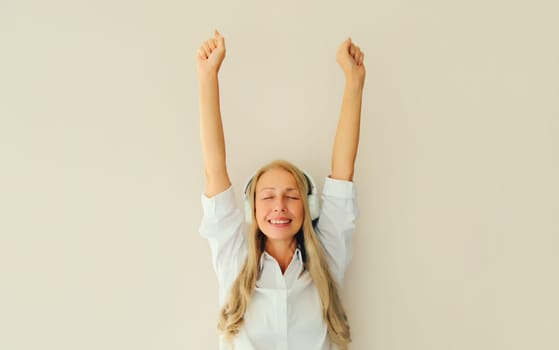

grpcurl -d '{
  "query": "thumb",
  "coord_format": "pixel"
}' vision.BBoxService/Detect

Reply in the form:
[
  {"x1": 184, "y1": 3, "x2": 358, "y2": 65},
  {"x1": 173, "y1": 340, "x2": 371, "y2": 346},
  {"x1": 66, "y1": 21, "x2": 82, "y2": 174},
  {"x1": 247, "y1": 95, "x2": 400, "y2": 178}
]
[
  {"x1": 214, "y1": 30, "x2": 225, "y2": 47},
  {"x1": 337, "y1": 37, "x2": 352, "y2": 59},
  {"x1": 343, "y1": 37, "x2": 352, "y2": 50}
]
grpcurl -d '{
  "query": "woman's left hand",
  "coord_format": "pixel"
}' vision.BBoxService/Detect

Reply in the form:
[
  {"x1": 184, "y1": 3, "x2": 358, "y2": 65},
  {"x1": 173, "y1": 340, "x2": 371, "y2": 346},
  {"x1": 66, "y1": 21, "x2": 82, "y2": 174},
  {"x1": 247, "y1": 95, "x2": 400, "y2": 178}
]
[{"x1": 336, "y1": 38, "x2": 366, "y2": 85}]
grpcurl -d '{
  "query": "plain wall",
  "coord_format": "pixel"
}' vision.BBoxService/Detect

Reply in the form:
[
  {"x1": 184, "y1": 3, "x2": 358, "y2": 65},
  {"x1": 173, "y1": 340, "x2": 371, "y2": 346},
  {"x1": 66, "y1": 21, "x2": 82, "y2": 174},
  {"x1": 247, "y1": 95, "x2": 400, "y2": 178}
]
[{"x1": 1, "y1": 0, "x2": 558, "y2": 349}]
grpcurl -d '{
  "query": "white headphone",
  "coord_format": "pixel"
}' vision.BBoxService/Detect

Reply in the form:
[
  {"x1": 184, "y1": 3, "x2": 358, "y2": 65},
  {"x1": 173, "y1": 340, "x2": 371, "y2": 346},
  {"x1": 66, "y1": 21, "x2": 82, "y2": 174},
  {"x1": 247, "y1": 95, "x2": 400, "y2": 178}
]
[{"x1": 242, "y1": 169, "x2": 320, "y2": 224}]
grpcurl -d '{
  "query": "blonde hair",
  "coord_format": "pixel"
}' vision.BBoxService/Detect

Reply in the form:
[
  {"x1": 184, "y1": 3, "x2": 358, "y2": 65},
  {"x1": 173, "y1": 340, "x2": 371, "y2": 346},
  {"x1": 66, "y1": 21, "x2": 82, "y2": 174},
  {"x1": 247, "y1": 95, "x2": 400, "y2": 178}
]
[{"x1": 217, "y1": 160, "x2": 351, "y2": 349}]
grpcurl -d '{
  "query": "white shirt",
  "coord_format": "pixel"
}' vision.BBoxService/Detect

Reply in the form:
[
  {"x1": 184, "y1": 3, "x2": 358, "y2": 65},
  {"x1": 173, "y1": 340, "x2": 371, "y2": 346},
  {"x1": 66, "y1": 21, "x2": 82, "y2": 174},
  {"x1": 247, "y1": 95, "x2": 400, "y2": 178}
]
[{"x1": 199, "y1": 176, "x2": 358, "y2": 350}]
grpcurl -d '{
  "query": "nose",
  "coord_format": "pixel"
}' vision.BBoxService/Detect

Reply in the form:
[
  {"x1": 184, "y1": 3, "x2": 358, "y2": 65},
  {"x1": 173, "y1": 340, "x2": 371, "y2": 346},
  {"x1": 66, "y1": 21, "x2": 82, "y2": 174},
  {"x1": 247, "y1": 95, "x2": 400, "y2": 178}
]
[{"x1": 272, "y1": 197, "x2": 287, "y2": 212}]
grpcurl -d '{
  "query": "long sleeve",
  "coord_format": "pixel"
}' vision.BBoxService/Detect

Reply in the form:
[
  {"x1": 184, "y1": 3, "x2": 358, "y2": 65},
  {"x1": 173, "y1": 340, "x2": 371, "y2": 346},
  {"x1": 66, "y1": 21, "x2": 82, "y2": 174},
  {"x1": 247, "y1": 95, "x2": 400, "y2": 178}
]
[
  {"x1": 314, "y1": 176, "x2": 359, "y2": 286},
  {"x1": 199, "y1": 186, "x2": 247, "y2": 306}
]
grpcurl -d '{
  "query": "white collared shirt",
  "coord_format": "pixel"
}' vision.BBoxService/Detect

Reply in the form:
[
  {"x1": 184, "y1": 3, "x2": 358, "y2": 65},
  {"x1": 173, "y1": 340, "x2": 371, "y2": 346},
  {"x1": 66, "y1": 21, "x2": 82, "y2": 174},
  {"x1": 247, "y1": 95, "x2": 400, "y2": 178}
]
[{"x1": 199, "y1": 176, "x2": 358, "y2": 350}]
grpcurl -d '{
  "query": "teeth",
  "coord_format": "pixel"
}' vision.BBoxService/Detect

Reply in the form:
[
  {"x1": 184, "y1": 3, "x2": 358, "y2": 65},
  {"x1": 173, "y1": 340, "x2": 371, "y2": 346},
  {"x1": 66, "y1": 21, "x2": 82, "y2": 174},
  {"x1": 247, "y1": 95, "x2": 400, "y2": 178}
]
[{"x1": 270, "y1": 219, "x2": 290, "y2": 224}]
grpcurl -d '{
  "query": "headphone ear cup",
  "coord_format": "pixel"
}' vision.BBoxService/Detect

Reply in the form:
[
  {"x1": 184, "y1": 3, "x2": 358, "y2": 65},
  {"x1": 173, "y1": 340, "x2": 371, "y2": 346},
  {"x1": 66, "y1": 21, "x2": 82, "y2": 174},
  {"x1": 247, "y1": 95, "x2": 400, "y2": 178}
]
[
  {"x1": 244, "y1": 197, "x2": 252, "y2": 224},
  {"x1": 308, "y1": 193, "x2": 320, "y2": 221}
]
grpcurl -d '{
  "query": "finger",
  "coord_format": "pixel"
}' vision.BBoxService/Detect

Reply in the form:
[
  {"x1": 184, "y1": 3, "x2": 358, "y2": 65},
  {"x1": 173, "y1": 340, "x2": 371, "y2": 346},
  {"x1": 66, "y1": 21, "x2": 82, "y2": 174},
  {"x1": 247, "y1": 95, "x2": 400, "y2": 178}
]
[
  {"x1": 358, "y1": 52, "x2": 364, "y2": 65},
  {"x1": 197, "y1": 48, "x2": 206, "y2": 60},
  {"x1": 349, "y1": 45, "x2": 357, "y2": 57},
  {"x1": 340, "y1": 37, "x2": 351, "y2": 52},
  {"x1": 354, "y1": 46, "x2": 361, "y2": 57},
  {"x1": 207, "y1": 39, "x2": 216, "y2": 50},
  {"x1": 356, "y1": 48, "x2": 363, "y2": 63},
  {"x1": 202, "y1": 42, "x2": 212, "y2": 58},
  {"x1": 198, "y1": 46, "x2": 208, "y2": 59}
]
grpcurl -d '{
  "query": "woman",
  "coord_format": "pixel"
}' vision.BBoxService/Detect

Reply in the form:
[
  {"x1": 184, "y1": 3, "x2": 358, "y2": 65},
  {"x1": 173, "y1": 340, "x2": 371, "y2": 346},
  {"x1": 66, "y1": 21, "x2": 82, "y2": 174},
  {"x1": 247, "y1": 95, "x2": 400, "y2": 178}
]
[{"x1": 197, "y1": 30, "x2": 365, "y2": 350}]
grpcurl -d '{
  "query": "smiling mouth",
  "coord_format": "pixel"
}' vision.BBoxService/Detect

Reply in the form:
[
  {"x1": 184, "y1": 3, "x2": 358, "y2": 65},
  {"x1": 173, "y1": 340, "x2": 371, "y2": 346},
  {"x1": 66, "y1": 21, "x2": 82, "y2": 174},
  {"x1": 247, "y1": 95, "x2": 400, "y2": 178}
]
[{"x1": 268, "y1": 219, "x2": 292, "y2": 225}]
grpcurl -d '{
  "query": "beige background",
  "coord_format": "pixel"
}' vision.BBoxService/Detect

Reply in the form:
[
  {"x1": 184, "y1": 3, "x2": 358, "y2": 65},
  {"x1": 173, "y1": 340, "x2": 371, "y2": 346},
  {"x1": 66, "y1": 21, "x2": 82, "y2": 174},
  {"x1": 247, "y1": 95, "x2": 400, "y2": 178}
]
[{"x1": 1, "y1": 0, "x2": 558, "y2": 349}]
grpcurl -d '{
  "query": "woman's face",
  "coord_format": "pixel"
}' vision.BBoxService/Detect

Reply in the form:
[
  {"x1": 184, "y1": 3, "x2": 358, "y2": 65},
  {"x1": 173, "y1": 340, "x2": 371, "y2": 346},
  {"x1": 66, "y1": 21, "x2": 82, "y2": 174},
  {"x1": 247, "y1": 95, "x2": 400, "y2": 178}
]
[{"x1": 254, "y1": 168, "x2": 305, "y2": 241}]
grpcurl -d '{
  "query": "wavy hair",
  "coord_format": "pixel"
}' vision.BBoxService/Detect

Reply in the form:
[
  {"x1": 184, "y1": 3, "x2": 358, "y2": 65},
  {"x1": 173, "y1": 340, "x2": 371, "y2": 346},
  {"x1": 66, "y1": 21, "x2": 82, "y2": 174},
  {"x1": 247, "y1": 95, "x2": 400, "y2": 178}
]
[{"x1": 217, "y1": 160, "x2": 351, "y2": 349}]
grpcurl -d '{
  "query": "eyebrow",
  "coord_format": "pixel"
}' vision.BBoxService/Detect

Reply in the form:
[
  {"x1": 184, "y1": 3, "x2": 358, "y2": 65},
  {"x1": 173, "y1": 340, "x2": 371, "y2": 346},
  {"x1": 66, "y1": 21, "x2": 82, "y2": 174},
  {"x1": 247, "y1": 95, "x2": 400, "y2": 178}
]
[{"x1": 258, "y1": 187, "x2": 299, "y2": 192}]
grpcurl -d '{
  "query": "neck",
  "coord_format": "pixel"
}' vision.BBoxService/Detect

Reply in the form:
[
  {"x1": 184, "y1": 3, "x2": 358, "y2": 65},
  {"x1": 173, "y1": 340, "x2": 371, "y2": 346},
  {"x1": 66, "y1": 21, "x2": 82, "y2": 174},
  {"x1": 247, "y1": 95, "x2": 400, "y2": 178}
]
[{"x1": 265, "y1": 238, "x2": 297, "y2": 274}]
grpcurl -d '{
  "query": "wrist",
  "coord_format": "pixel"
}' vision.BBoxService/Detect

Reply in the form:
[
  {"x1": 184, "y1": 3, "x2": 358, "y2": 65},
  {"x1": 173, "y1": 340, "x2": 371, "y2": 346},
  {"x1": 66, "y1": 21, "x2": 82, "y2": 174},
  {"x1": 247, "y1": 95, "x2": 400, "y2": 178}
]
[
  {"x1": 198, "y1": 70, "x2": 219, "y2": 82},
  {"x1": 345, "y1": 76, "x2": 365, "y2": 91}
]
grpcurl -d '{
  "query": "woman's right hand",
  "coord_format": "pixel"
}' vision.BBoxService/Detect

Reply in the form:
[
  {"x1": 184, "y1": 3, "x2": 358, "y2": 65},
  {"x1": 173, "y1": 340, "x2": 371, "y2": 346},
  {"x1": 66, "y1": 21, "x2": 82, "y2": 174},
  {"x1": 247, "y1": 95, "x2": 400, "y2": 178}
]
[{"x1": 196, "y1": 30, "x2": 226, "y2": 78}]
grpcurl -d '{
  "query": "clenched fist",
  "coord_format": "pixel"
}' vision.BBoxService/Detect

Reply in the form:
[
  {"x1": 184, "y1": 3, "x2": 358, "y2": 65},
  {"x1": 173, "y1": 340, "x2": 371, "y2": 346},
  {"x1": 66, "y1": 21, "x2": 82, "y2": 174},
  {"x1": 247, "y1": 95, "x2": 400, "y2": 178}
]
[
  {"x1": 336, "y1": 38, "x2": 365, "y2": 84},
  {"x1": 196, "y1": 30, "x2": 226, "y2": 78}
]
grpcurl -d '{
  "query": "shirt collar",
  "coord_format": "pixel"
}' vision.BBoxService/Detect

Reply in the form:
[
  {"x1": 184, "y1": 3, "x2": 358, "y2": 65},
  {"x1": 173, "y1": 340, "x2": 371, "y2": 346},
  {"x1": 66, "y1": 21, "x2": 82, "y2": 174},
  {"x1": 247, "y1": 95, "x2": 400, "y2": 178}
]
[{"x1": 259, "y1": 247, "x2": 303, "y2": 272}]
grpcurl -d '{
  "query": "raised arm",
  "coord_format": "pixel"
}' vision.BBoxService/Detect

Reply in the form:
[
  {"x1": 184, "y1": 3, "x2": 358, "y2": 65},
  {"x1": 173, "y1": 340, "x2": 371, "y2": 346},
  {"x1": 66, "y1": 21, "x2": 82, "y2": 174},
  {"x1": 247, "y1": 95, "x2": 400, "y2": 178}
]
[
  {"x1": 197, "y1": 30, "x2": 231, "y2": 197},
  {"x1": 331, "y1": 38, "x2": 366, "y2": 181}
]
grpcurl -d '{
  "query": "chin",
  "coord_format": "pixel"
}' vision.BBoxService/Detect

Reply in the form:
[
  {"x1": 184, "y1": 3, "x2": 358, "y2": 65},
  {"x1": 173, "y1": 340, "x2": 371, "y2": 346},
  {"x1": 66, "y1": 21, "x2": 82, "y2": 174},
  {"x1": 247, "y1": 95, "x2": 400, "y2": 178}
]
[
  {"x1": 259, "y1": 224, "x2": 301, "y2": 241},
  {"x1": 263, "y1": 232, "x2": 298, "y2": 241}
]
